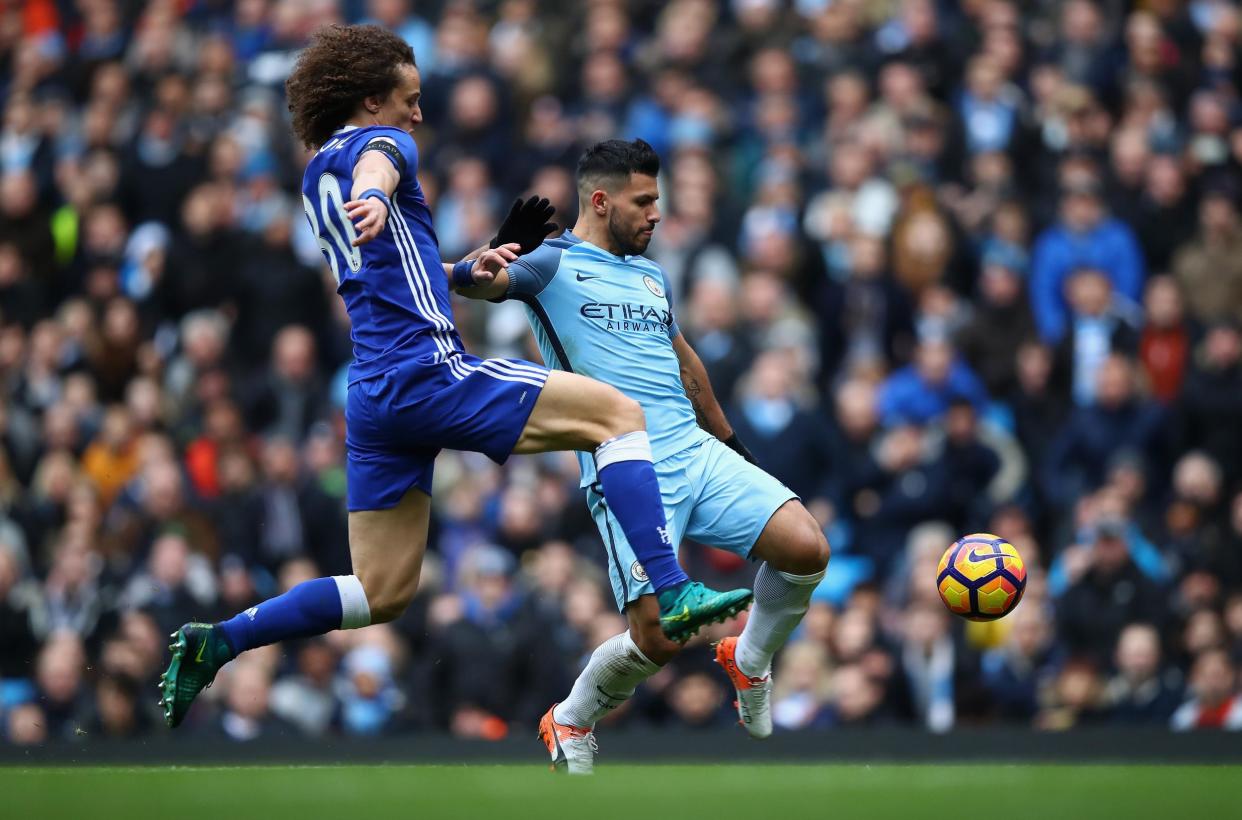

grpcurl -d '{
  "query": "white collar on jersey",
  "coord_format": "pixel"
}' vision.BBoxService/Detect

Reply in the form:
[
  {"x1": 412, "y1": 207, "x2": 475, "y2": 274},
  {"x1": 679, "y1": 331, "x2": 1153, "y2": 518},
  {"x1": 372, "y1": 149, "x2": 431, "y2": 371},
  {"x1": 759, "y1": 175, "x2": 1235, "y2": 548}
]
[{"x1": 332, "y1": 125, "x2": 360, "y2": 135}]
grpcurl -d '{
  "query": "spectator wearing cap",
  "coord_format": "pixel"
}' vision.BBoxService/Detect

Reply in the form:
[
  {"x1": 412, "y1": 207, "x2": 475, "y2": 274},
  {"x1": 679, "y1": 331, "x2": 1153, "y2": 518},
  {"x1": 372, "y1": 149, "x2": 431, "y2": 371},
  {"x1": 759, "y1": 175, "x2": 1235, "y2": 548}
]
[
  {"x1": 1030, "y1": 176, "x2": 1145, "y2": 343},
  {"x1": 1173, "y1": 183, "x2": 1242, "y2": 327},
  {"x1": 955, "y1": 240, "x2": 1037, "y2": 399}
]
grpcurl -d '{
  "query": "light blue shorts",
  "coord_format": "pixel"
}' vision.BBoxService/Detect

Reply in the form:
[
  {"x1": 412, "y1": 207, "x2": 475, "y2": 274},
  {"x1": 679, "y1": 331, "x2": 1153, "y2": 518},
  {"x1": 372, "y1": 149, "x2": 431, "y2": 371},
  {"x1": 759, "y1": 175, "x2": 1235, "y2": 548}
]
[{"x1": 585, "y1": 436, "x2": 799, "y2": 611}]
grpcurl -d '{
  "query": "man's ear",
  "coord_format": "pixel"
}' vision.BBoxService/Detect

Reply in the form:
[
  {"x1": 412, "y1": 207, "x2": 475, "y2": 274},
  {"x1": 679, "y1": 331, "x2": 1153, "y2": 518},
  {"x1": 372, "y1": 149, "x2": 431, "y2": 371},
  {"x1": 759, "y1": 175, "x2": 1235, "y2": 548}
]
[
  {"x1": 591, "y1": 189, "x2": 608, "y2": 216},
  {"x1": 363, "y1": 94, "x2": 382, "y2": 114}
]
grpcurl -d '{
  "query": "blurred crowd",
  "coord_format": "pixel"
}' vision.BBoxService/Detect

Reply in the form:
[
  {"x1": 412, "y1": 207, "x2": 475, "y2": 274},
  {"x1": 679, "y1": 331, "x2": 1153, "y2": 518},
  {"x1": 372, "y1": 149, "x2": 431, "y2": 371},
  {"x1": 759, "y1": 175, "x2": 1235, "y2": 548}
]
[{"x1": 4, "y1": 0, "x2": 1242, "y2": 746}]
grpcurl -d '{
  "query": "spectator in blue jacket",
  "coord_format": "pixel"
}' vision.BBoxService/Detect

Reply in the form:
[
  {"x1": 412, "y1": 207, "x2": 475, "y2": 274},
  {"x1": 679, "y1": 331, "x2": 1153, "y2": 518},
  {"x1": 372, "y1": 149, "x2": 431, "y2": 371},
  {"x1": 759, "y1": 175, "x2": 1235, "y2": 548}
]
[
  {"x1": 1031, "y1": 178, "x2": 1145, "y2": 343},
  {"x1": 878, "y1": 336, "x2": 990, "y2": 428},
  {"x1": 1043, "y1": 355, "x2": 1167, "y2": 509}
]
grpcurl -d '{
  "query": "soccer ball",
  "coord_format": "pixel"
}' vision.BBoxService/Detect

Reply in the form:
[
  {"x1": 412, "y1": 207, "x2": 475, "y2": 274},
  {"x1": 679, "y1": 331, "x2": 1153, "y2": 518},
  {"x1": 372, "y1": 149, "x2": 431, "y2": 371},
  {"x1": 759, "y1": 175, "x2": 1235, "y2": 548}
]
[{"x1": 936, "y1": 533, "x2": 1026, "y2": 621}]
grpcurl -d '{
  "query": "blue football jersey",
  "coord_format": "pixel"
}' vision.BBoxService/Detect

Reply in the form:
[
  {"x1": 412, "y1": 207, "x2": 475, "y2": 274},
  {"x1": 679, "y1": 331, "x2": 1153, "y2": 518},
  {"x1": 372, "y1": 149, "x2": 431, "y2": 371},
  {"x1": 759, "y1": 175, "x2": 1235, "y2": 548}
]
[
  {"x1": 503, "y1": 231, "x2": 713, "y2": 486},
  {"x1": 300, "y1": 125, "x2": 463, "y2": 384}
]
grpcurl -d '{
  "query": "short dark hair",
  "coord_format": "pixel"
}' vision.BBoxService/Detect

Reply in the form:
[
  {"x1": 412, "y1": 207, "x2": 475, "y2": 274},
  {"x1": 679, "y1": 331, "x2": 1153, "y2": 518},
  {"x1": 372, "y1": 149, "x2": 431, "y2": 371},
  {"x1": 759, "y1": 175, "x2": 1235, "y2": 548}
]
[
  {"x1": 286, "y1": 24, "x2": 415, "y2": 148},
  {"x1": 576, "y1": 139, "x2": 660, "y2": 196}
]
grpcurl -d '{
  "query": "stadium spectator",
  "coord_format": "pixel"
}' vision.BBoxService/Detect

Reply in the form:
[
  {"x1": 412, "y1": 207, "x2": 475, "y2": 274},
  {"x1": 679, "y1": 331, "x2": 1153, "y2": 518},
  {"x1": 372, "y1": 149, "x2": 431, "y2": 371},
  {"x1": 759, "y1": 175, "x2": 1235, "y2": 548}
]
[
  {"x1": 770, "y1": 641, "x2": 834, "y2": 731},
  {"x1": 210, "y1": 660, "x2": 295, "y2": 742},
  {"x1": 1051, "y1": 268, "x2": 1140, "y2": 407},
  {"x1": 1173, "y1": 186, "x2": 1242, "y2": 327},
  {"x1": 1171, "y1": 649, "x2": 1242, "y2": 730},
  {"x1": 955, "y1": 241, "x2": 1036, "y2": 399},
  {"x1": 270, "y1": 639, "x2": 340, "y2": 736},
  {"x1": 727, "y1": 350, "x2": 833, "y2": 504},
  {"x1": 980, "y1": 603, "x2": 1060, "y2": 723},
  {"x1": 1030, "y1": 178, "x2": 1145, "y2": 344},
  {"x1": 876, "y1": 336, "x2": 989, "y2": 428},
  {"x1": 1102, "y1": 623, "x2": 1183, "y2": 724},
  {"x1": 1043, "y1": 355, "x2": 1166, "y2": 510},
  {"x1": 1056, "y1": 520, "x2": 1168, "y2": 665}
]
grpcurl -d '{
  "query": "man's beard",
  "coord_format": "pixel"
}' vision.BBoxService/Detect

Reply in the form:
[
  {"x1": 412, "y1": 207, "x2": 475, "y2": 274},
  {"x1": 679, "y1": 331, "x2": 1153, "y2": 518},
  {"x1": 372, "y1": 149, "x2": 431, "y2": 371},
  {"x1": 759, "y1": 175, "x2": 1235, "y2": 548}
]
[{"x1": 608, "y1": 212, "x2": 650, "y2": 256}]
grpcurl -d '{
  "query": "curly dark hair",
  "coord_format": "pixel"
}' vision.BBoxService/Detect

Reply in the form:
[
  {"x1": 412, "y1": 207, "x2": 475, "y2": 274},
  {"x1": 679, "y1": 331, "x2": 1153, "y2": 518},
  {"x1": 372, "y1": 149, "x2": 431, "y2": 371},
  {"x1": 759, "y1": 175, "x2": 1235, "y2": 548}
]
[{"x1": 286, "y1": 24, "x2": 415, "y2": 148}]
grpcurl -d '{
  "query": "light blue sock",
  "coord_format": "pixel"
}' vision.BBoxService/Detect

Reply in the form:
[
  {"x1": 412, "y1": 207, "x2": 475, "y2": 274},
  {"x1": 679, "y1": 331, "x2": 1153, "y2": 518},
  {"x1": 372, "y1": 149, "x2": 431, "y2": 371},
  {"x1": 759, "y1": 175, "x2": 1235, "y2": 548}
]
[
  {"x1": 596, "y1": 431, "x2": 688, "y2": 592},
  {"x1": 217, "y1": 575, "x2": 371, "y2": 655}
]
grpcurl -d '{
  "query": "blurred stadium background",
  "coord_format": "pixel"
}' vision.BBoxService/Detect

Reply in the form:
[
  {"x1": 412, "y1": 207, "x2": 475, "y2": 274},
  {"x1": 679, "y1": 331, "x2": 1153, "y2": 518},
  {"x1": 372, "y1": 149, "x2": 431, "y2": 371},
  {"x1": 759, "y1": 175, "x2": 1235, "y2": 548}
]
[{"x1": 4, "y1": 0, "x2": 1242, "y2": 775}]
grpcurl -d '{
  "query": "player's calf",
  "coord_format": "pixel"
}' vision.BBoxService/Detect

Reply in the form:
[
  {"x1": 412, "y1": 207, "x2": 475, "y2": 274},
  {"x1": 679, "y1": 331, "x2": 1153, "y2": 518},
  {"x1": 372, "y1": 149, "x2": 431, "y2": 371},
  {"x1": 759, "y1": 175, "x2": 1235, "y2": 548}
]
[
  {"x1": 626, "y1": 594, "x2": 684, "y2": 665},
  {"x1": 717, "y1": 501, "x2": 830, "y2": 737}
]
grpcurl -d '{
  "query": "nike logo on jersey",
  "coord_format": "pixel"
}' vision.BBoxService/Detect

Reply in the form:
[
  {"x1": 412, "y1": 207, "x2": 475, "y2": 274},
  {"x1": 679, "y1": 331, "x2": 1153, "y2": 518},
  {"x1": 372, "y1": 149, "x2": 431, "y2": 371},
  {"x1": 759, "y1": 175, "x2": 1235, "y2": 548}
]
[{"x1": 576, "y1": 272, "x2": 602, "y2": 281}]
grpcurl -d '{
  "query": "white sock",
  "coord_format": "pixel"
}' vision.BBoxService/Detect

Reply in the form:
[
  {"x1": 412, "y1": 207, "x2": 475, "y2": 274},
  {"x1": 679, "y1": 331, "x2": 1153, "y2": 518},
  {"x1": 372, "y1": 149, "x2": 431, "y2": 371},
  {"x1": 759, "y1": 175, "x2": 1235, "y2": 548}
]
[
  {"x1": 735, "y1": 563, "x2": 824, "y2": 677},
  {"x1": 553, "y1": 632, "x2": 659, "y2": 728},
  {"x1": 333, "y1": 575, "x2": 372, "y2": 629}
]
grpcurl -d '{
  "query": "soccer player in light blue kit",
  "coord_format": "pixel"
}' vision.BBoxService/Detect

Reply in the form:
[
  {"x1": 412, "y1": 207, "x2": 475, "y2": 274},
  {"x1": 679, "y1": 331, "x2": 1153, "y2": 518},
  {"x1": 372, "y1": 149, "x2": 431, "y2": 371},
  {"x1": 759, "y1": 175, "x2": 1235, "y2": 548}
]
[
  {"x1": 157, "y1": 27, "x2": 750, "y2": 729},
  {"x1": 457, "y1": 140, "x2": 831, "y2": 772}
]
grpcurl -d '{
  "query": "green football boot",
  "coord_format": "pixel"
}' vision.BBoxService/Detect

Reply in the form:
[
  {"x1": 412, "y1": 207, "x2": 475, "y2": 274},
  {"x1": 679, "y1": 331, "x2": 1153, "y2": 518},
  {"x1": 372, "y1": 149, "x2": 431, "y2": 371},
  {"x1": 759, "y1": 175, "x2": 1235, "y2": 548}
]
[
  {"x1": 657, "y1": 581, "x2": 753, "y2": 643},
  {"x1": 158, "y1": 622, "x2": 233, "y2": 728}
]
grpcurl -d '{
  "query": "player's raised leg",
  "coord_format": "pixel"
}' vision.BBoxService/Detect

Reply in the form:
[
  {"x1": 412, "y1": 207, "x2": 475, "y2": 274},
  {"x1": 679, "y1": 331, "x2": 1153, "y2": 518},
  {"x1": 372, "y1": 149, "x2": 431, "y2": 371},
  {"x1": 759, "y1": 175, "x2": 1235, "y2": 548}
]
[
  {"x1": 516, "y1": 369, "x2": 752, "y2": 642},
  {"x1": 159, "y1": 488, "x2": 429, "y2": 727},
  {"x1": 716, "y1": 499, "x2": 830, "y2": 738}
]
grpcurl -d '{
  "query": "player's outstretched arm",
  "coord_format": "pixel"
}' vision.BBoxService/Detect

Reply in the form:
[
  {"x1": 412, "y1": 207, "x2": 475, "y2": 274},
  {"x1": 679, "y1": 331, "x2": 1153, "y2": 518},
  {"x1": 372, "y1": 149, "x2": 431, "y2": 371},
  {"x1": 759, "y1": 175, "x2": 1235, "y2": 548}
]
[
  {"x1": 446, "y1": 243, "x2": 520, "y2": 299},
  {"x1": 345, "y1": 152, "x2": 401, "y2": 246},
  {"x1": 671, "y1": 332, "x2": 757, "y2": 464}
]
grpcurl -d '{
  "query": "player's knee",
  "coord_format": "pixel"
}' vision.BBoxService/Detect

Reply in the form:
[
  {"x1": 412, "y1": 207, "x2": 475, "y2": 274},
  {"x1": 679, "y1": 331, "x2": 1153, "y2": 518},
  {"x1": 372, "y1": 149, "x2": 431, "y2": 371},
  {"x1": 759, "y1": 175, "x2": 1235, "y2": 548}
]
[
  {"x1": 358, "y1": 573, "x2": 419, "y2": 624},
  {"x1": 773, "y1": 514, "x2": 831, "y2": 576},
  {"x1": 601, "y1": 390, "x2": 645, "y2": 439}
]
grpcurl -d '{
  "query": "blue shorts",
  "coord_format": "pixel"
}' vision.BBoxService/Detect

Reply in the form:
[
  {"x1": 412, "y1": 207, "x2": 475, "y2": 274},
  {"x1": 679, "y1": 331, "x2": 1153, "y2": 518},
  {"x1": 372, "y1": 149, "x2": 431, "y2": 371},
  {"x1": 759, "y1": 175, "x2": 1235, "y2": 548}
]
[
  {"x1": 345, "y1": 353, "x2": 548, "y2": 511},
  {"x1": 586, "y1": 436, "x2": 798, "y2": 610}
]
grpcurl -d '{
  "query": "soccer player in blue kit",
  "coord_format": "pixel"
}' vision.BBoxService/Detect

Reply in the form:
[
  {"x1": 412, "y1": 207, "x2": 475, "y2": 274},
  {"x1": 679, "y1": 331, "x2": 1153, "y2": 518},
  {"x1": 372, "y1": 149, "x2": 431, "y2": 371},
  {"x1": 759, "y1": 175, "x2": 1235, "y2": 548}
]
[
  {"x1": 455, "y1": 140, "x2": 831, "y2": 772},
  {"x1": 158, "y1": 25, "x2": 751, "y2": 729}
]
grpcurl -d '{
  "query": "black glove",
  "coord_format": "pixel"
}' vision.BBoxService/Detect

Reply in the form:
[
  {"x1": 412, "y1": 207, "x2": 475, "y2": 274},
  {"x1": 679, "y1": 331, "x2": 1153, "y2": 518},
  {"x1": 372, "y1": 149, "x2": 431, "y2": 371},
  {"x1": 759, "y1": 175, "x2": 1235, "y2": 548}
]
[
  {"x1": 724, "y1": 433, "x2": 757, "y2": 465},
  {"x1": 490, "y1": 196, "x2": 559, "y2": 255}
]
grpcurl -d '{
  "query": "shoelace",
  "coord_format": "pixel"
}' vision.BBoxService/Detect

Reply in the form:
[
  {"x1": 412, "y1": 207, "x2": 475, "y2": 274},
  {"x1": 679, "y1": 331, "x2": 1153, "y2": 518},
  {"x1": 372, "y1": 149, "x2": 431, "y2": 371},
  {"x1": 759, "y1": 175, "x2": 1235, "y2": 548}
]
[{"x1": 563, "y1": 728, "x2": 599, "y2": 754}]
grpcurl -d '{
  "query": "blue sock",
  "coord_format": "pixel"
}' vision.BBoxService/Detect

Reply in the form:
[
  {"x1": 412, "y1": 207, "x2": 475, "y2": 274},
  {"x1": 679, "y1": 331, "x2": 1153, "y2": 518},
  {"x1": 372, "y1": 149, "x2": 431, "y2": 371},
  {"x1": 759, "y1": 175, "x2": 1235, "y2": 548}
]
[
  {"x1": 217, "y1": 575, "x2": 371, "y2": 656},
  {"x1": 596, "y1": 432, "x2": 688, "y2": 593}
]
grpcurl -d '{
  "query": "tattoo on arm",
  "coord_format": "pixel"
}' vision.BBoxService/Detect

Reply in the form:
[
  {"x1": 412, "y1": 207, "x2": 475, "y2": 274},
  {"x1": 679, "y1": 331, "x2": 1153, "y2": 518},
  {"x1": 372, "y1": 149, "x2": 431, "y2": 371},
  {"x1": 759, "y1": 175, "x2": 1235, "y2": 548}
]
[{"x1": 685, "y1": 377, "x2": 709, "y2": 429}]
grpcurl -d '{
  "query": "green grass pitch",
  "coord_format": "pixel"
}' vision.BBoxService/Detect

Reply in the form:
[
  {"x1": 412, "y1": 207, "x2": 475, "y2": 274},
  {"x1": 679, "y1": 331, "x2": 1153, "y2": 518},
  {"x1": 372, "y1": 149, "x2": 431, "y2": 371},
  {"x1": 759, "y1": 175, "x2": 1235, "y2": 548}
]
[{"x1": 4, "y1": 763, "x2": 1240, "y2": 819}]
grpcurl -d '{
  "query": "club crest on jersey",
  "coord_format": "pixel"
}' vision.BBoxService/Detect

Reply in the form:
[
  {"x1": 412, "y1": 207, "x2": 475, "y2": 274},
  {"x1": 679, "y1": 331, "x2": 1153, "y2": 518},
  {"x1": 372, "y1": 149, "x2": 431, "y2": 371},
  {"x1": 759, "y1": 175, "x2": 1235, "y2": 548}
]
[
  {"x1": 643, "y1": 275, "x2": 664, "y2": 297},
  {"x1": 631, "y1": 561, "x2": 649, "y2": 583}
]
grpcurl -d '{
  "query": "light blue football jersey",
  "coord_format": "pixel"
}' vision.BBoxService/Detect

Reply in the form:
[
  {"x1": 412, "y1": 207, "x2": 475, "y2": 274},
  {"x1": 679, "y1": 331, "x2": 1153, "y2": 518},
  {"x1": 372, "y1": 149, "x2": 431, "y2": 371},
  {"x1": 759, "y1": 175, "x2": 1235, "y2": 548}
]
[{"x1": 504, "y1": 230, "x2": 712, "y2": 486}]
